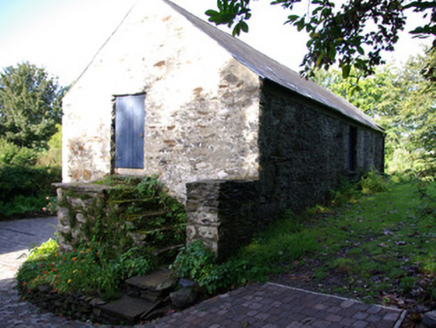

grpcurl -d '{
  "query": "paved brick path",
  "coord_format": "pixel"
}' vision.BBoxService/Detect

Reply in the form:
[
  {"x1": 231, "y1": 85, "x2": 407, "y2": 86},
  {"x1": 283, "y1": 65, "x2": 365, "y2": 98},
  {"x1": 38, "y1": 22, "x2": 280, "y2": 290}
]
[
  {"x1": 146, "y1": 282, "x2": 405, "y2": 328},
  {"x1": 1, "y1": 217, "x2": 406, "y2": 327}
]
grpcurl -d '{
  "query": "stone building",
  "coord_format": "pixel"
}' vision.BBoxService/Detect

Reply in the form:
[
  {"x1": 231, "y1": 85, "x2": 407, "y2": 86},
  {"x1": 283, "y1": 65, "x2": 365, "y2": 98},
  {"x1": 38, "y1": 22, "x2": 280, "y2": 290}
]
[{"x1": 61, "y1": 0, "x2": 384, "y2": 257}]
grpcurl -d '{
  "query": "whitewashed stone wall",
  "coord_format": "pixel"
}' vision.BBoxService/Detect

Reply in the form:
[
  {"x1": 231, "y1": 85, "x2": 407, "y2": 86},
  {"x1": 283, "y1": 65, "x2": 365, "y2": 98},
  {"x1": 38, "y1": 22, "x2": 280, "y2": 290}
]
[{"x1": 62, "y1": 1, "x2": 260, "y2": 201}]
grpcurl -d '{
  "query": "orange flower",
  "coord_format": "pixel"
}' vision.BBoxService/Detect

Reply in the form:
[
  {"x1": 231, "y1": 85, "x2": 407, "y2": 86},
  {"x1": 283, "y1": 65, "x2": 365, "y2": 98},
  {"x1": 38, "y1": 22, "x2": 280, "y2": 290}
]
[{"x1": 72, "y1": 257, "x2": 77, "y2": 261}]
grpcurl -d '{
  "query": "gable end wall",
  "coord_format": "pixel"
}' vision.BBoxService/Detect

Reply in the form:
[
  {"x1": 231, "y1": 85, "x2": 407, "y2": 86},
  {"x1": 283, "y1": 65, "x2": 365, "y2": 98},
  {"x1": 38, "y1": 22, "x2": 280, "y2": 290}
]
[{"x1": 61, "y1": 0, "x2": 261, "y2": 202}]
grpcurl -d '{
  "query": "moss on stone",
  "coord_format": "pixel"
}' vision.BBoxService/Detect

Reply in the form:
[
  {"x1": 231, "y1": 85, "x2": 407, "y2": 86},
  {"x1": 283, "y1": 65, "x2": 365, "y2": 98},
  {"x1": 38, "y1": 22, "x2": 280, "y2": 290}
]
[{"x1": 56, "y1": 176, "x2": 186, "y2": 256}]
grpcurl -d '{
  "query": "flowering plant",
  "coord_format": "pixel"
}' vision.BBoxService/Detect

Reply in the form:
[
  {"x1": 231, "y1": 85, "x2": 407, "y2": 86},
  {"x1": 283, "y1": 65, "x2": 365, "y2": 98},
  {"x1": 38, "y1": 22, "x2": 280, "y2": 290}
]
[{"x1": 17, "y1": 239, "x2": 156, "y2": 300}]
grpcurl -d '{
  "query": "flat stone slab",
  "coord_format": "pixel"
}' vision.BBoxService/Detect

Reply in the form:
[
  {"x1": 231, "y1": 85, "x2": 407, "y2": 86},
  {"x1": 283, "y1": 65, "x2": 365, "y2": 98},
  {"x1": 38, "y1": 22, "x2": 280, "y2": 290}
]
[
  {"x1": 98, "y1": 295, "x2": 154, "y2": 323},
  {"x1": 126, "y1": 268, "x2": 176, "y2": 291},
  {"x1": 145, "y1": 282, "x2": 406, "y2": 328}
]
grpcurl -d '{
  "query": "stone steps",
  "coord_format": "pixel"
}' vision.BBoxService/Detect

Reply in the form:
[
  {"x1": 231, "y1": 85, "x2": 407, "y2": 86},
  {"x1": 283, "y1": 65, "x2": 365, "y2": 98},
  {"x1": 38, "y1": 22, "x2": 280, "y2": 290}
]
[
  {"x1": 22, "y1": 267, "x2": 198, "y2": 325},
  {"x1": 97, "y1": 295, "x2": 155, "y2": 325},
  {"x1": 124, "y1": 268, "x2": 177, "y2": 302},
  {"x1": 96, "y1": 268, "x2": 183, "y2": 324}
]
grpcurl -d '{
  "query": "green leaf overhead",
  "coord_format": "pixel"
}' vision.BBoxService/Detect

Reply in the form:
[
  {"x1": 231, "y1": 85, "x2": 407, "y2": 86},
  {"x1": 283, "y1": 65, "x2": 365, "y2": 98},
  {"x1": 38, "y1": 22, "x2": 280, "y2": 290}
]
[{"x1": 205, "y1": 0, "x2": 436, "y2": 79}]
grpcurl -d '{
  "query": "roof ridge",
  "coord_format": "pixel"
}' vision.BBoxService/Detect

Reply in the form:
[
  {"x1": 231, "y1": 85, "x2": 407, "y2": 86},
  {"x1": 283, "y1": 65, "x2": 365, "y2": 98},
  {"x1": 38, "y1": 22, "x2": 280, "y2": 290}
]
[{"x1": 163, "y1": 0, "x2": 383, "y2": 132}]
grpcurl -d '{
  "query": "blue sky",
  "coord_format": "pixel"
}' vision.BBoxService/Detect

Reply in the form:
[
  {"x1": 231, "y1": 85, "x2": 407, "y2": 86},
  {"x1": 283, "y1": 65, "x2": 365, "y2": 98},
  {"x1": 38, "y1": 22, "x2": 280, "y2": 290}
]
[{"x1": 0, "y1": 0, "x2": 431, "y2": 86}]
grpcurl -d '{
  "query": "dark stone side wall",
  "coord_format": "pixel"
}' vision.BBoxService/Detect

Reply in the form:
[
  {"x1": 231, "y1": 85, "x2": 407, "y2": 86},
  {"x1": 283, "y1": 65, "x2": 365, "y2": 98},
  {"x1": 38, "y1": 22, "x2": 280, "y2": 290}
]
[
  {"x1": 258, "y1": 80, "x2": 385, "y2": 211},
  {"x1": 186, "y1": 80, "x2": 385, "y2": 259},
  {"x1": 186, "y1": 179, "x2": 280, "y2": 260}
]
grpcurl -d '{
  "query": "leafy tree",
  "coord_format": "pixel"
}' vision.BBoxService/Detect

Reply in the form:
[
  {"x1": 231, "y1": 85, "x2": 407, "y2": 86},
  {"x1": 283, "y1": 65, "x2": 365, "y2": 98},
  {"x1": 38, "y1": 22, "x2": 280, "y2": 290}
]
[
  {"x1": 37, "y1": 124, "x2": 63, "y2": 167},
  {"x1": 313, "y1": 49, "x2": 436, "y2": 176},
  {"x1": 313, "y1": 63, "x2": 402, "y2": 162},
  {"x1": 0, "y1": 63, "x2": 64, "y2": 150},
  {"x1": 206, "y1": 0, "x2": 436, "y2": 78},
  {"x1": 397, "y1": 49, "x2": 436, "y2": 176}
]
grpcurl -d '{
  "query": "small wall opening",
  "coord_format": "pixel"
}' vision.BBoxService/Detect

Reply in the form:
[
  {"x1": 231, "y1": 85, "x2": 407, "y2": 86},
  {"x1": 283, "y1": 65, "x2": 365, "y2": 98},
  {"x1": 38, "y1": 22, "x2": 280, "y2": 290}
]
[{"x1": 349, "y1": 126, "x2": 357, "y2": 172}]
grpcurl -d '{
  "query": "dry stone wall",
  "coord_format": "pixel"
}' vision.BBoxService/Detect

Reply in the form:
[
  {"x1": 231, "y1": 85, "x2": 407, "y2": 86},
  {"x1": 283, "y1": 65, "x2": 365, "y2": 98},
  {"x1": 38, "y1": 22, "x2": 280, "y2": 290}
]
[
  {"x1": 56, "y1": 184, "x2": 108, "y2": 252},
  {"x1": 186, "y1": 179, "x2": 280, "y2": 261}
]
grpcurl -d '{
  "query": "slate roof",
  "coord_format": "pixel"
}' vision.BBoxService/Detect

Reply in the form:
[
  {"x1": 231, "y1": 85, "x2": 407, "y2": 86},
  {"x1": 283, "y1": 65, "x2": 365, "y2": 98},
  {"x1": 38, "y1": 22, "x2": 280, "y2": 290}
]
[{"x1": 164, "y1": 0, "x2": 383, "y2": 132}]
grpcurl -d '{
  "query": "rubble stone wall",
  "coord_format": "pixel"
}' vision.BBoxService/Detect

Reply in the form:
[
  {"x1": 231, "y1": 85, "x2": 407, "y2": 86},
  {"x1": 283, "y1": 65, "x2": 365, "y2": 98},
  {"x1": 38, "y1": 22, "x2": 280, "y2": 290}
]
[
  {"x1": 62, "y1": 1, "x2": 260, "y2": 202},
  {"x1": 257, "y1": 80, "x2": 385, "y2": 211},
  {"x1": 185, "y1": 81, "x2": 385, "y2": 258}
]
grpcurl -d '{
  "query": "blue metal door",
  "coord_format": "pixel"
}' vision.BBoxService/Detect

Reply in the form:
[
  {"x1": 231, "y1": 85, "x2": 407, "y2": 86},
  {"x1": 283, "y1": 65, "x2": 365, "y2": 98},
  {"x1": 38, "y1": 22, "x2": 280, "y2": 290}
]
[{"x1": 115, "y1": 94, "x2": 146, "y2": 168}]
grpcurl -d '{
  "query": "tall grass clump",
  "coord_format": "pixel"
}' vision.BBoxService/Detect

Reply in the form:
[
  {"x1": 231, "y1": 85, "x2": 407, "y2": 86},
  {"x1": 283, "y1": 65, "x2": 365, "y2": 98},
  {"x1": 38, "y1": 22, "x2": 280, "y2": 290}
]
[{"x1": 360, "y1": 169, "x2": 390, "y2": 194}]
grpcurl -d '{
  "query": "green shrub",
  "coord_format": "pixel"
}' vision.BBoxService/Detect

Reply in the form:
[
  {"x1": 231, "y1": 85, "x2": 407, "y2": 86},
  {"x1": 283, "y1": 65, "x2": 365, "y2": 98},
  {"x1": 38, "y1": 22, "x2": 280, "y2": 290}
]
[
  {"x1": 360, "y1": 169, "x2": 390, "y2": 194},
  {"x1": 37, "y1": 124, "x2": 62, "y2": 167},
  {"x1": 413, "y1": 178, "x2": 436, "y2": 220},
  {"x1": 0, "y1": 195, "x2": 48, "y2": 218},
  {"x1": 170, "y1": 211, "x2": 317, "y2": 294},
  {"x1": 0, "y1": 165, "x2": 61, "y2": 199},
  {"x1": 170, "y1": 240, "x2": 240, "y2": 293},
  {"x1": 0, "y1": 138, "x2": 37, "y2": 166},
  {"x1": 0, "y1": 165, "x2": 61, "y2": 218},
  {"x1": 170, "y1": 240, "x2": 216, "y2": 281},
  {"x1": 325, "y1": 176, "x2": 359, "y2": 206}
]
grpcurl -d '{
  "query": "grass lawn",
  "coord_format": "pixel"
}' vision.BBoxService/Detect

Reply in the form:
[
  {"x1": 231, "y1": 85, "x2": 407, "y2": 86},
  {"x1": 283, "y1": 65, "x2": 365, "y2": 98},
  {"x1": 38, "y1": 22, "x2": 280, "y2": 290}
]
[{"x1": 270, "y1": 179, "x2": 436, "y2": 314}]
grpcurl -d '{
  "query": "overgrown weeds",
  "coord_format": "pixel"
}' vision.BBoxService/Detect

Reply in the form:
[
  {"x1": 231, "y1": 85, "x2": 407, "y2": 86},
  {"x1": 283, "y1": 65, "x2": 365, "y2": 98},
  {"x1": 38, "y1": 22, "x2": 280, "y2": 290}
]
[
  {"x1": 17, "y1": 239, "x2": 156, "y2": 300},
  {"x1": 172, "y1": 172, "x2": 436, "y2": 312},
  {"x1": 360, "y1": 169, "x2": 390, "y2": 194},
  {"x1": 170, "y1": 210, "x2": 318, "y2": 294},
  {"x1": 17, "y1": 175, "x2": 186, "y2": 300}
]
